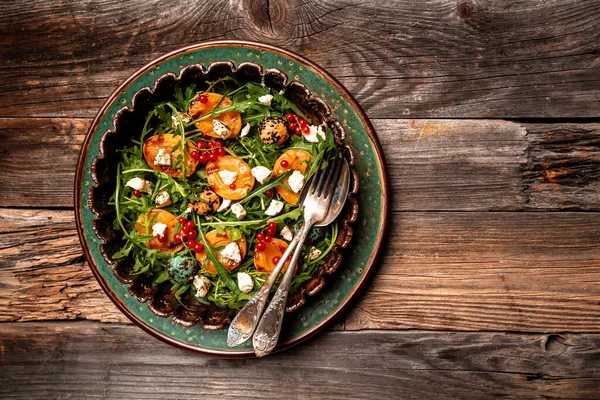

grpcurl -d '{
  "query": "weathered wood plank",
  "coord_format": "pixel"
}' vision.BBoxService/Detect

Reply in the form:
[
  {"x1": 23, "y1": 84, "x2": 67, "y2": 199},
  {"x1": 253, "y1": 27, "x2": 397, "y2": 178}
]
[
  {"x1": 346, "y1": 211, "x2": 600, "y2": 332},
  {"x1": 3, "y1": 209, "x2": 600, "y2": 332},
  {"x1": 1, "y1": 322, "x2": 599, "y2": 399},
  {"x1": 2, "y1": 118, "x2": 599, "y2": 211},
  {"x1": 1, "y1": 0, "x2": 599, "y2": 118}
]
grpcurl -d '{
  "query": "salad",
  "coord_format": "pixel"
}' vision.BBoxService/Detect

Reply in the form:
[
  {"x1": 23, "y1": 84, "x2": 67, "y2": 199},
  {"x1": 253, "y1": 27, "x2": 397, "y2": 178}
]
[{"x1": 110, "y1": 77, "x2": 340, "y2": 312}]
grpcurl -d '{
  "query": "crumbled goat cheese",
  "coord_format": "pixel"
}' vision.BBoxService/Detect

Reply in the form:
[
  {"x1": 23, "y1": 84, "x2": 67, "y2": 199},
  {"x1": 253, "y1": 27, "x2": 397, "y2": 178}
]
[
  {"x1": 171, "y1": 112, "x2": 191, "y2": 130},
  {"x1": 231, "y1": 203, "x2": 246, "y2": 219},
  {"x1": 126, "y1": 177, "x2": 153, "y2": 194},
  {"x1": 280, "y1": 226, "x2": 294, "y2": 241},
  {"x1": 218, "y1": 169, "x2": 238, "y2": 185},
  {"x1": 155, "y1": 191, "x2": 171, "y2": 207},
  {"x1": 279, "y1": 89, "x2": 285, "y2": 95},
  {"x1": 185, "y1": 207, "x2": 192, "y2": 214},
  {"x1": 258, "y1": 94, "x2": 273, "y2": 106},
  {"x1": 220, "y1": 242, "x2": 241, "y2": 264},
  {"x1": 265, "y1": 200, "x2": 284, "y2": 216},
  {"x1": 240, "y1": 123, "x2": 251, "y2": 137},
  {"x1": 213, "y1": 119, "x2": 232, "y2": 138},
  {"x1": 309, "y1": 247, "x2": 322, "y2": 261},
  {"x1": 288, "y1": 170, "x2": 305, "y2": 194},
  {"x1": 154, "y1": 148, "x2": 171, "y2": 166},
  {"x1": 217, "y1": 199, "x2": 231, "y2": 213},
  {"x1": 304, "y1": 125, "x2": 326, "y2": 143},
  {"x1": 193, "y1": 275, "x2": 211, "y2": 298},
  {"x1": 237, "y1": 272, "x2": 254, "y2": 293},
  {"x1": 152, "y1": 222, "x2": 167, "y2": 238},
  {"x1": 251, "y1": 166, "x2": 272, "y2": 184}
]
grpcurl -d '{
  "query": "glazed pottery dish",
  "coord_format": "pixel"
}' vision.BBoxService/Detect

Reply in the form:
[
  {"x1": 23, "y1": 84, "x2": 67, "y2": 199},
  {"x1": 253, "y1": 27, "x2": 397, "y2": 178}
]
[{"x1": 75, "y1": 41, "x2": 388, "y2": 357}]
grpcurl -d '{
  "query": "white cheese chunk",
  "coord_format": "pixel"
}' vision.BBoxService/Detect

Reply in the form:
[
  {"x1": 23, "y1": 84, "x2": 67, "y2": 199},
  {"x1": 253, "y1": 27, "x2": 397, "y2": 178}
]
[
  {"x1": 154, "y1": 148, "x2": 171, "y2": 166},
  {"x1": 218, "y1": 169, "x2": 238, "y2": 185},
  {"x1": 217, "y1": 199, "x2": 231, "y2": 213},
  {"x1": 151, "y1": 222, "x2": 167, "y2": 238},
  {"x1": 212, "y1": 119, "x2": 232, "y2": 139},
  {"x1": 231, "y1": 203, "x2": 246, "y2": 219},
  {"x1": 155, "y1": 190, "x2": 171, "y2": 207},
  {"x1": 288, "y1": 170, "x2": 305, "y2": 194},
  {"x1": 251, "y1": 166, "x2": 272, "y2": 184},
  {"x1": 237, "y1": 272, "x2": 254, "y2": 293},
  {"x1": 304, "y1": 125, "x2": 326, "y2": 143},
  {"x1": 309, "y1": 247, "x2": 322, "y2": 261},
  {"x1": 265, "y1": 200, "x2": 284, "y2": 217},
  {"x1": 220, "y1": 242, "x2": 241, "y2": 264},
  {"x1": 171, "y1": 112, "x2": 191, "y2": 130},
  {"x1": 240, "y1": 123, "x2": 251, "y2": 137},
  {"x1": 257, "y1": 94, "x2": 273, "y2": 106},
  {"x1": 280, "y1": 226, "x2": 293, "y2": 241},
  {"x1": 125, "y1": 177, "x2": 153, "y2": 194},
  {"x1": 193, "y1": 275, "x2": 211, "y2": 298},
  {"x1": 185, "y1": 207, "x2": 192, "y2": 214}
]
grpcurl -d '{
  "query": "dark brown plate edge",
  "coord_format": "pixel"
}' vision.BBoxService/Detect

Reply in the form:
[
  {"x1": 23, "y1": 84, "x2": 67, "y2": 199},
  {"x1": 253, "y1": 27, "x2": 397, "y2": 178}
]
[{"x1": 74, "y1": 39, "x2": 389, "y2": 358}]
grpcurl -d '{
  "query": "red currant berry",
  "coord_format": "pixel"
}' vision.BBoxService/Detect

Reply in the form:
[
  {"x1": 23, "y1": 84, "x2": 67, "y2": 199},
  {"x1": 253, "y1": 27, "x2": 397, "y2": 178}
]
[
  {"x1": 264, "y1": 235, "x2": 272, "y2": 242},
  {"x1": 285, "y1": 113, "x2": 295, "y2": 122},
  {"x1": 133, "y1": 189, "x2": 142, "y2": 197},
  {"x1": 194, "y1": 242, "x2": 204, "y2": 252},
  {"x1": 198, "y1": 153, "x2": 208, "y2": 164},
  {"x1": 199, "y1": 94, "x2": 208, "y2": 104},
  {"x1": 256, "y1": 241, "x2": 266, "y2": 251},
  {"x1": 202, "y1": 133, "x2": 210, "y2": 140},
  {"x1": 209, "y1": 153, "x2": 218, "y2": 162},
  {"x1": 215, "y1": 139, "x2": 223, "y2": 147},
  {"x1": 256, "y1": 232, "x2": 265, "y2": 241},
  {"x1": 280, "y1": 160, "x2": 289, "y2": 168},
  {"x1": 157, "y1": 235, "x2": 168, "y2": 243},
  {"x1": 265, "y1": 189, "x2": 274, "y2": 197},
  {"x1": 197, "y1": 141, "x2": 206, "y2": 149},
  {"x1": 187, "y1": 240, "x2": 195, "y2": 248},
  {"x1": 208, "y1": 141, "x2": 214, "y2": 149},
  {"x1": 187, "y1": 230, "x2": 198, "y2": 240},
  {"x1": 190, "y1": 150, "x2": 199, "y2": 160},
  {"x1": 217, "y1": 147, "x2": 226, "y2": 156},
  {"x1": 302, "y1": 125, "x2": 310, "y2": 134},
  {"x1": 288, "y1": 122, "x2": 297, "y2": 131},
  {"x1": 174, "y1": 233, "x2": 182, "y2": 243},
  {"x1": 267, "y1": 222, "x2": 277, "y2": 231},
  {"x1": 178, "y1": 217, "x2": 186, "y2": 225},
  {"x1": 299, "y1": 118, "x2": 308, "y2": 127},
  {"x1": 272, "y1": 256, "x2": 281, "y2": 264},
  {"x1": 266, "y1": 228, "x2": 276, "y2": 237},
  {"x1": 295, "y1": 127, "x2": 302, "y2": 135},
  {"x1": 185, "y1": 220, "x2": 195, "y2": 230},
  {"x1": 229, "y1": 183, "x2": 236, "y2": 190}
]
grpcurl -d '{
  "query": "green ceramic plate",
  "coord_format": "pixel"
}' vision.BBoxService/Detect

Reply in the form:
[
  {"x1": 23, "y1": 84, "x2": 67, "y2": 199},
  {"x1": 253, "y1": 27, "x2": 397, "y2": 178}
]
[{"x1": 75, "y1": 40, "x2": 388, "y2": 357}]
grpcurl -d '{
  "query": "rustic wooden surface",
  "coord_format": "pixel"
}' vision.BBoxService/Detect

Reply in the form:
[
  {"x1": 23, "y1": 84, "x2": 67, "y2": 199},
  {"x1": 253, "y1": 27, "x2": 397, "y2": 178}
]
[{"x1": 1, "y1": 0, "x2": 600, "y2": 398}]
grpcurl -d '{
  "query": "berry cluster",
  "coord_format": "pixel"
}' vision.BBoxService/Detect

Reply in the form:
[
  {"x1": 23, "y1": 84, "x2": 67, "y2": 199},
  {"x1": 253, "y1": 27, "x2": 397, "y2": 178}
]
[
  {"x1": 190, "y1": 138, "x2": 225, "y2": 164},
  {"x1": 174, "y1": 217, "x2": 205, "y2": 253},
  {"x1": 285, "y1": 113, "x2": 310, "y2": 136}
]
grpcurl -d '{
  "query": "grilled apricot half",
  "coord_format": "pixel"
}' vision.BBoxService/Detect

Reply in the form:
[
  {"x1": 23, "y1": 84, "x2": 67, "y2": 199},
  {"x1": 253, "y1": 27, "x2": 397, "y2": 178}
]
[
  {"x1": 196, "y1": 229, "x2": 247, "y2": 274},
  {"x1": 135, "y1": 209, "x2": 184, "y2": 252},
  {"x1": 273, "y1": 149, "x2": 312, "y2": 205},
  {"x1": 143, "y1": 134, "x2": 198, "y2": 178},
  {"x1": 206, "y1": 155, "x2": 255, "y2": 200},
  {"x1": 189, "y1": 92, "x2": 242, "y2": 139}
]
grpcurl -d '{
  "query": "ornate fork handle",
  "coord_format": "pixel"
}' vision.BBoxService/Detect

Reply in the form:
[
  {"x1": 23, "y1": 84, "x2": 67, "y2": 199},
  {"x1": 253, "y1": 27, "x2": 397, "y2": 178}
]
[
  {"x1": 253, "y1": 219, "x2": 314, "y2": 357},
  {"x1": 227, "y1": 234, "x2": 301, "y2": 347}
]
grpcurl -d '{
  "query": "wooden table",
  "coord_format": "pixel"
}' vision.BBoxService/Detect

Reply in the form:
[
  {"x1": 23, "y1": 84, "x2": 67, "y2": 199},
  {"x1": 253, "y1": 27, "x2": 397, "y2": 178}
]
[{"x1": 2, "y1": 1, "x2": 600, "y2": 398}]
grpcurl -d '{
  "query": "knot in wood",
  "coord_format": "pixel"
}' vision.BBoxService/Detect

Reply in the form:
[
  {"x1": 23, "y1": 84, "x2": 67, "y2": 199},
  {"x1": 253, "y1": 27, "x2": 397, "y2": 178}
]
[{"x1": 457, "y1": 2, "x2": 474, "y2": 20}]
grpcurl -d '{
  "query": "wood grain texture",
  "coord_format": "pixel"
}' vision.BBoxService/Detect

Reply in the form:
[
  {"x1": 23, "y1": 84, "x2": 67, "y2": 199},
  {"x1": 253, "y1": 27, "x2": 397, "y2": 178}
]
[
  {"x1": 1, "y1": 0, "x2": 600, "y2": 118},
  {"x1": 346, "y1": 211, "x2": 600, "y2": 332},
  {"x1": 2, "y1": 118, "x2": 599, "y2": 210},
  {"x1": 3, "y1": 208, "x2": 600, "y2": 332},
  {"x1": 1, "y1": 322, "x2": 600, "y2": 399}
]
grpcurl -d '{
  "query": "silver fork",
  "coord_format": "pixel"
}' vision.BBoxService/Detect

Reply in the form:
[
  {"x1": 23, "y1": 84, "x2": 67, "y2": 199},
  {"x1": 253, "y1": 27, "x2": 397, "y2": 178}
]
[{"x1": 227, "y1": 155, "x2": 344, "y2": 355}]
